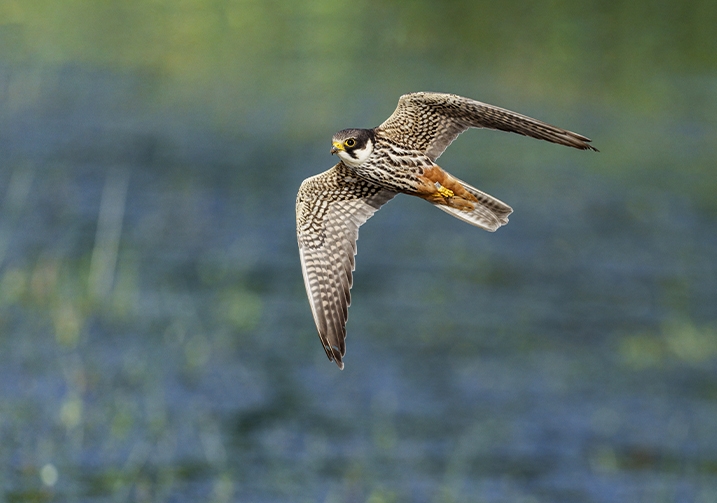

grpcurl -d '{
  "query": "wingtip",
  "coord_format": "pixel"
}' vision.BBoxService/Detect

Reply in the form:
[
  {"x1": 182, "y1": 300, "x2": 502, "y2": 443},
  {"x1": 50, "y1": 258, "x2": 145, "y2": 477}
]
[
  {"x1": 572, "y1": 132, "x2": 599, "y2": 152},
  {"x1": 333, "y1": 348, "x2": 345, "y2": 370},
  {"x1": 330, "y1": 353, "x2": 345, "y2": 370},
  {"x1": 576, "y1": 136, "x2": 599, "y2": 151},
  {"x1": 580, "y1": 143, "x2": 599, "y2": 152},
  {"x1": 572, "y1": 138, "x2": 598, "y2": 152},
  {"x1": 325, "y1": 345, "x2": 345, "y2": 369}
]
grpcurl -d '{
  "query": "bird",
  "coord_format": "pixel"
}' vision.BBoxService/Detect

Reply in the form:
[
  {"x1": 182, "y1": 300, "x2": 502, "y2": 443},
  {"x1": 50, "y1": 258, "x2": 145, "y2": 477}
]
[{"x1": 296, "y1": 92, "x2": 597, "y2": 369}]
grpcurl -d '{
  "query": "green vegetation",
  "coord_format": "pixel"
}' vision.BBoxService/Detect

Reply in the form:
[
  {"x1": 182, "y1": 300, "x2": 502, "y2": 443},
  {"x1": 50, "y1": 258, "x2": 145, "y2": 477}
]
[{"x1": 0, "y1": 1, "x2": 715, "y2": 501}]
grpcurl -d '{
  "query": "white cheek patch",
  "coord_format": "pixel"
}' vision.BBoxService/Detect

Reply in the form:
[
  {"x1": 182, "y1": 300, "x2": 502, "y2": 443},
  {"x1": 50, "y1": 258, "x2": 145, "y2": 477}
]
[
  {"x1": 339, "y1": 142, "x2": 374, "y2": 168},
  {"x1": 353, "y1": 143, "x2": 373, "y2": 164}
]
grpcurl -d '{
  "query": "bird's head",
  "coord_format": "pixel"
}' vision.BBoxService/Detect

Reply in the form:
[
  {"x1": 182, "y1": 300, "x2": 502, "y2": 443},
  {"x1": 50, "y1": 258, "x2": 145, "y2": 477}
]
[{"x1": 331, "y1": 128, "x2": 374, "y2": 168}]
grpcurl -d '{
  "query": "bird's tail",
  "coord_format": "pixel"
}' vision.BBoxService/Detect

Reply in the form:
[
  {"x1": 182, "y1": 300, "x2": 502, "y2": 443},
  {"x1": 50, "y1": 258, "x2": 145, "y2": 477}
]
[{"x1": 432, "y1": 176, "x2": 513, "y2": 232}]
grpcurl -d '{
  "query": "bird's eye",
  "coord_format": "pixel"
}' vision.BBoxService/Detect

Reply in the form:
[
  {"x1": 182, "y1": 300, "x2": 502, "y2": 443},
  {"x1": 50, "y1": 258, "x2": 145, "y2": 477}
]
[{"x1": 345, "y1": 138, "x2": 356, "y2": 148}]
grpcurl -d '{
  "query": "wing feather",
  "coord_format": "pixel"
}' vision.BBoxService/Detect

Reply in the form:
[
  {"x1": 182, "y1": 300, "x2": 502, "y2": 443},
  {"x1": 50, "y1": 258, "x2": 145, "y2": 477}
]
[
  {"x1": 296, "y1": 163, "x2": 396, "y2": 369},
  {"x1": 378, "y1": 92, "x2": 598, "y2": 161}
]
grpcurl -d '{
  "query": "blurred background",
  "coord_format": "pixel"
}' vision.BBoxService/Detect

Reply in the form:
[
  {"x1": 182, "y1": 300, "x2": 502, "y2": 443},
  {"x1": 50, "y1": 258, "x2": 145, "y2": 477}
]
[{"x1": 1, "y1": 0, "x2": 716, "y2": 501}]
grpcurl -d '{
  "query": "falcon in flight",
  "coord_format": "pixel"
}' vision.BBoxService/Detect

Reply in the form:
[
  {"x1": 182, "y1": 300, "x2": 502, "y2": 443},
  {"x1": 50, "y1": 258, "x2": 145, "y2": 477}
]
[{"x1": 296, "y1": 92, "x2": 597, "y2": 368}]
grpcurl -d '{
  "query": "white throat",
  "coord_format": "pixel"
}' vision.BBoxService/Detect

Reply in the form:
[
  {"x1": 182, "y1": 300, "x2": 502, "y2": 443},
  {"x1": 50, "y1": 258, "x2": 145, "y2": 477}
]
[{"x1": 338, "y1": 140, "x2": 374, "y2": 168}]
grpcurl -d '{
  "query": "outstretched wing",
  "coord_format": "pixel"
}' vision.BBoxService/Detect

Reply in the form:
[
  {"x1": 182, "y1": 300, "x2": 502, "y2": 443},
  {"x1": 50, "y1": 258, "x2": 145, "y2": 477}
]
[
  {"x1": 296, "y1": 163, "x2": 396, "y2": 369},
  {"x1": 378, "y1": 92, "x2": 598, "y2": 161}
]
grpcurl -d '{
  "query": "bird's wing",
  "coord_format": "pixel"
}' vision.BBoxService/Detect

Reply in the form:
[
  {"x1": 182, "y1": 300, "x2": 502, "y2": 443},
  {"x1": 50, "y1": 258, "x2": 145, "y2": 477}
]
[
  {"x1": 296, "y1": 163, "x2": 396, "y2": 369},
  {"x1": 377, "y1": 92, "x2": 598, "y2": 161}
]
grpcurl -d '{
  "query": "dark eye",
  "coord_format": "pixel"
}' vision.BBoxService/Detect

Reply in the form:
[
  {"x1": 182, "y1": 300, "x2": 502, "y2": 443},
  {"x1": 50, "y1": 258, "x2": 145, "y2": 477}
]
[{"x1": 345, "y1": 138, "x2": 356, "y2": 148}]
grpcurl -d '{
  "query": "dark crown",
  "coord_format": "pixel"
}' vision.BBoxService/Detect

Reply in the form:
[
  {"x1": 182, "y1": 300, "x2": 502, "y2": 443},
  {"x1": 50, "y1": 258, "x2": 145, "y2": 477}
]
[{"x1": 332, "y1": 128, "x2": 375, "y2": 150}]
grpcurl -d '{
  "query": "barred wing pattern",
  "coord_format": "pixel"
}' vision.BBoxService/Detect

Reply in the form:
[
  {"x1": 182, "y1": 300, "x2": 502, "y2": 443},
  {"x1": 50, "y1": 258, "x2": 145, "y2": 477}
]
[
  {"x1": 378, "y1": 92, "x2": 598, "y2": 161},
  {"x1": 296, "y1": 163, "x2": 396, "y2": 369}
]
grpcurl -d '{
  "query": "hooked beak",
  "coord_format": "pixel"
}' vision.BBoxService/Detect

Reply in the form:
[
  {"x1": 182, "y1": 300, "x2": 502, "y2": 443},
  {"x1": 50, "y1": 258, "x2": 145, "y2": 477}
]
[{"x1": 331, "y1": 141, "x2": 344, "y2": 155}]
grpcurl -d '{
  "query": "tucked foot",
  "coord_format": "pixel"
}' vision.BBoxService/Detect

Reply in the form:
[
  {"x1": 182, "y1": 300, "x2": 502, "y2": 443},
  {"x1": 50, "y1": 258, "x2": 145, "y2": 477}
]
[{"x1": 434, "y1": 182, "x2": 454, "y2": 199}]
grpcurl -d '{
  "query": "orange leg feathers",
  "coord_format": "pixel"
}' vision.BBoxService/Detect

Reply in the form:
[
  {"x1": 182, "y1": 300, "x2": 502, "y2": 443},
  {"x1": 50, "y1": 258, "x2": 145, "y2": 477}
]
[{"x1": 415, "y1": 166, "x2": 477, "y2": 211}]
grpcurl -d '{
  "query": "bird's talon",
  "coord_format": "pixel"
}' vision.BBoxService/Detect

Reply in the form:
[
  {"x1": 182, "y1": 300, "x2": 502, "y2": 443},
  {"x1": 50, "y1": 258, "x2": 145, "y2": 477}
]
[{"x1": 435, "y1": 183, "x2": 454, "y2": 199}]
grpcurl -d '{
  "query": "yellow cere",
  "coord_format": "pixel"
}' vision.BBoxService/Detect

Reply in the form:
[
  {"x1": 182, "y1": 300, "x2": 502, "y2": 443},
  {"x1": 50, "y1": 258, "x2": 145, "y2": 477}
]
[{"x1": 332, "y1": 141, "x2": 345, "y2": 151}]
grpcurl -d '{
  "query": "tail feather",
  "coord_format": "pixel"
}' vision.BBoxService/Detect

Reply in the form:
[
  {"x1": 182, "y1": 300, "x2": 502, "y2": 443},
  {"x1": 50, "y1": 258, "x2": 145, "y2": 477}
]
[{"x1": 433, "y1": 177, "x2": 512, "y2": 232}]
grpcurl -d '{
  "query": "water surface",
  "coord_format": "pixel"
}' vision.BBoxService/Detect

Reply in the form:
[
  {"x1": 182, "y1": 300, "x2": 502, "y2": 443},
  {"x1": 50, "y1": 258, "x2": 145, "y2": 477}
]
[{"x1": 1, "y1": 1, "x2": 716, "y2": 501}]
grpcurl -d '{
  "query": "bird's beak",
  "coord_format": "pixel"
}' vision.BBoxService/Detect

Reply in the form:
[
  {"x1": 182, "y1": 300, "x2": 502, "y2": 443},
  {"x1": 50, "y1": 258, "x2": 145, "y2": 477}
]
[{"x1": 331, "y1": 141, "x2": 344, "y2": 155}]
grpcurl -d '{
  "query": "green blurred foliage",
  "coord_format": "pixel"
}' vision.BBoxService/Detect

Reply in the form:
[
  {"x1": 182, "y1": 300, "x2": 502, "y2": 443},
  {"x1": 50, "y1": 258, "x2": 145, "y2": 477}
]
[
  {"x1": 0, "y1": 3, "x2": 716, "y2": 501},
  {"x1": 2, "y1": 0, "x2": 716, "y2": 121},
  {"x1": 3, "y1": 0, "x2": 716, "y2": 213},
  {"x1": 620, "y1": 319, "x2": 717, "y2": 369}
]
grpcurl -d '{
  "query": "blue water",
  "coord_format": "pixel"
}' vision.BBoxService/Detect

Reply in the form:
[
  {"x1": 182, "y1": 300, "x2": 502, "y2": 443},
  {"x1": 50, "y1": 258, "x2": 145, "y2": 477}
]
[{"x1": 1, "y1": 65, "x2": 716, "y2": 503}]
